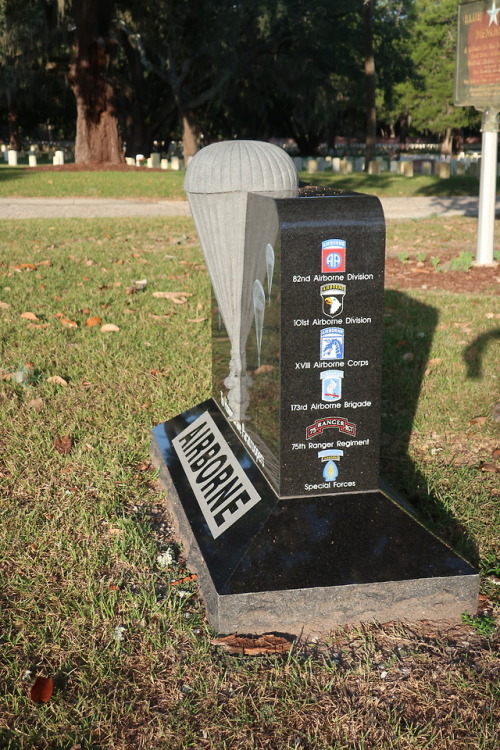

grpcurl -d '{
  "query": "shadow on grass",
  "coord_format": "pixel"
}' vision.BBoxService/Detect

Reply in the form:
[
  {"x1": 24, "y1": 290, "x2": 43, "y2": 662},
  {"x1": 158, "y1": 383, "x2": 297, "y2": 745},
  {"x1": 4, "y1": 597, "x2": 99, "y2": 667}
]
[
  {"x1": 412, "y1": 175, "x2": 481, "y2": 197},
  {"x1": 464, "y1": 328, "x2": 500, "y2": 378},
  {"x1": 381, "y1": 290, "x2": 479, "y2": 567},
  {"x1": 0, "y1": 166, "x2": 30, "y2": 183},
  {"x1": 301, "y1": 172, "x2": 483, "y2": 198}
]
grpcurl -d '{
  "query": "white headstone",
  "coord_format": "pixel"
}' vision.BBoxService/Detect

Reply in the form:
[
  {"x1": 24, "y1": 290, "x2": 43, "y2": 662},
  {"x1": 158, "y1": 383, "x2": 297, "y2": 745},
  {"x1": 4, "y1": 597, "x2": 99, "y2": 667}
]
[
  {"x1": 399, "y1": 161, "x2": 413, "y2": 177},
  {"x1": 150, "y1": 153, "x2": 161, "y2": 168},
  {"x1": 339, "y1": 159, "x2": 352, "y2": 174},
  {"x1": 437, "y1": 162, "x2": 450, "y2": 179},
  {"x1": 28, "y1": 154, "x2": 37, "y2": 167},
  {"x1": 170, "y1": 156, "x2": 181, "y2": 170},
  {"x1": 7, "y1": 150, "x2": 18, "y2": 166},
  {"x1": 161, "y1": 158, "x2": 169, "y2": 170},
  {"x1": 332, "y1": 157, "x2": 341, "y2": 173}
]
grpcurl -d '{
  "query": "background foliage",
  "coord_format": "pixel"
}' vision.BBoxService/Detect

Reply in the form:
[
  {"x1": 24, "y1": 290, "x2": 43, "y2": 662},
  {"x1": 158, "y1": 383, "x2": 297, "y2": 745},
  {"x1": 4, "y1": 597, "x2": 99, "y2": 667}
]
[{"x1": 0, "y1": 0, "x2": 481, "y2": 155}]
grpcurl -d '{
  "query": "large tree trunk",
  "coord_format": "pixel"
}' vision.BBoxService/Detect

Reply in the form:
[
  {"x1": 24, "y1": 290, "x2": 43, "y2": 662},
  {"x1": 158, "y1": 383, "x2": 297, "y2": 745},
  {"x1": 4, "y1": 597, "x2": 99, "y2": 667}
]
[
  {"x1": 69, "y1": 0, "x2": 124, "y2": 164},
  {"x1": 8, "y1": 106, "x2": 21, "y2": 151},
  {"x1": 181, "y1": 110, "x2": 202, "y2": 158},
  {"x1": 120, "y1": 29, "x2": 151, "y2": 158},
  {"x1": 363, "y1": 0, "x2": 376, "y2": 169},
  {"x1": 441, "y1": 127, "x2": 453, "y2": 156}
]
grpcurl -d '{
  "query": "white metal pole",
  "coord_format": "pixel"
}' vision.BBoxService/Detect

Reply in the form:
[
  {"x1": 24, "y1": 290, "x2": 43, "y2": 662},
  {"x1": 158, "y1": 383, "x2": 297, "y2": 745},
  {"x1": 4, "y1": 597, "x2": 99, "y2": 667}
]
[{"x1": 476, "y1": 107, "x2": 499, "y2": 266}]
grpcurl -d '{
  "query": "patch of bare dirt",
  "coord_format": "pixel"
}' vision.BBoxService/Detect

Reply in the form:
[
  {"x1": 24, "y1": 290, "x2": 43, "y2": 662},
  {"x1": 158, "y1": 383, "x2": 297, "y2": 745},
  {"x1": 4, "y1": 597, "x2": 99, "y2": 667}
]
[
  {"x1": 385, "y1": 254, "x2": 500, "y2": 294},
  {"x1": 31, "y1": 162, "x2": 164, "y2": 172}
]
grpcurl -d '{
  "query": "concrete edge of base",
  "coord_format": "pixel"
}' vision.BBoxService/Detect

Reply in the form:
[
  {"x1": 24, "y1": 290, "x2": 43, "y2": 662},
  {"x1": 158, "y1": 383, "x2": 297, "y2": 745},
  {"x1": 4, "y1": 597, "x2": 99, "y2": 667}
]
[{"x1": 151, "y1": 441, "x2": 480, "y2": 639}]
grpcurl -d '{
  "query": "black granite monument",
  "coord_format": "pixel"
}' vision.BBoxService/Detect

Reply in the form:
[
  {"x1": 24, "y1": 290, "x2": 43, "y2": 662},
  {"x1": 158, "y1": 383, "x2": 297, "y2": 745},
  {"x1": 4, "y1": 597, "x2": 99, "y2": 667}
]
[{"x1": 151, "y1": 141, "x2": 478, "y2": 637}]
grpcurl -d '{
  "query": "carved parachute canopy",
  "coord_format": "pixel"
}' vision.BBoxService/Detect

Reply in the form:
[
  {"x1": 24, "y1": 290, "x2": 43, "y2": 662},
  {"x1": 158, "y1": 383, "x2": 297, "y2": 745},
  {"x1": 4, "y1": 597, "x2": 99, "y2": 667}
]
[{"x1": 184, "y1": 140, "x2": 298, "y2": 420}]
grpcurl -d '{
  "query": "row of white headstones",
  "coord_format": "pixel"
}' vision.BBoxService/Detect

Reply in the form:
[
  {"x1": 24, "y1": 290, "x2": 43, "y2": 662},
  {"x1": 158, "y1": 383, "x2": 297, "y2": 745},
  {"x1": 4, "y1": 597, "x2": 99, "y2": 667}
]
[
  {"x1": 0, "y1": 143, "x2": 486, "y2": 177},
  {"x1": 0, "y1": 145, "x2": 187, "y2": 170},
  {"x1": 294, "y1": 154, "x2": 484, "y2": 178}
]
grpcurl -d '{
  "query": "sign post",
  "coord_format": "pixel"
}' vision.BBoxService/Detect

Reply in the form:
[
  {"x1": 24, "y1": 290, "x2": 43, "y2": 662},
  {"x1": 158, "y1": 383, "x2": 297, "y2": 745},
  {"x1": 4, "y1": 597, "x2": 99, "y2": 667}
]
[{"x1": 455, "y1": 0, "x2": 500, "y2": 265}]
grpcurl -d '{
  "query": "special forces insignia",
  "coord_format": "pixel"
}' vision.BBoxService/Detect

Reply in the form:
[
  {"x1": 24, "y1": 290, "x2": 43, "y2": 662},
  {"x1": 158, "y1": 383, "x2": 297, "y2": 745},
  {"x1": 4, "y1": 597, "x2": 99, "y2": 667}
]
[
  {"x1": 320, "y1": 283, "x2": 346, "y2": 317},
  {"x1": 318, "y1": 449, "x2": 344, "y2": 482}
]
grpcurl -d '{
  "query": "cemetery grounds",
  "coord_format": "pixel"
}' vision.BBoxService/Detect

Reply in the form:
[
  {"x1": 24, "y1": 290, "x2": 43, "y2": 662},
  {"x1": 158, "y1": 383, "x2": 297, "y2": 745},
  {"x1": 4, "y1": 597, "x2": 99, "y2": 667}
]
[{"x1": 0, "y1": 167, "x2": 498, "y2": 749}]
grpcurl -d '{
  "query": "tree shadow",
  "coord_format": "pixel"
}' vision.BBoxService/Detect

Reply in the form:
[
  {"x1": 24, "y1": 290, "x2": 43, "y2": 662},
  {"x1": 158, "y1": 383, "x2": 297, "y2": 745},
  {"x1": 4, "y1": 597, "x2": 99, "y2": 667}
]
[
  {"x1": 413, "y1": 174, "x2": 482, "y2": 197},
  {"x1": 0, "y1": 166, "x2": 30, "y2": 183},
  {"x1": 463, "y1": 329, "x2": 500, "y2": 379},
  {"x1": 380, "y1": 290, "x2": 479, "y2": 567}
]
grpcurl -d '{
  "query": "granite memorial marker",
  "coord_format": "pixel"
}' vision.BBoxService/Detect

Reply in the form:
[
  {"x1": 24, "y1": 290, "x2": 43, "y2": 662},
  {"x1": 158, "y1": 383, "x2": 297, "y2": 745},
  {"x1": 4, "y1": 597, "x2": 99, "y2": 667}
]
[{"x1": 151, "y1": 140, "x2": 478, "y2": 637}]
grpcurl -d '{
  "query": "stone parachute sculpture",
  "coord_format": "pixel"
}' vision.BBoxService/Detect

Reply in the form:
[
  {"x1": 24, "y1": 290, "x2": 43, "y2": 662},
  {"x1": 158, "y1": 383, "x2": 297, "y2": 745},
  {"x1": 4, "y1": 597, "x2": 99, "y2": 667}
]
[{"x1": 184, "y1": 140, "x2": 297, "y2": 420}]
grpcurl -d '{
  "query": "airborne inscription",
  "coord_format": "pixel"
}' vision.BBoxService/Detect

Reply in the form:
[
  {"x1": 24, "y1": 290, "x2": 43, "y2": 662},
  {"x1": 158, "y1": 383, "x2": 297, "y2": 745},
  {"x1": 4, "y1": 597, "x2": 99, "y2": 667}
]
[{"x1": 172, "y1": 411, "x2": 261, "y2": 539}]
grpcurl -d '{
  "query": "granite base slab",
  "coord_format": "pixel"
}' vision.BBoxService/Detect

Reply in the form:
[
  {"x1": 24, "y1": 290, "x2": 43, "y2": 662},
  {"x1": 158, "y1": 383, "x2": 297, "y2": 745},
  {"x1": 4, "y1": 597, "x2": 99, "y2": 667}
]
[{"x1": 151, "y1": 400, "x2": 479, "y2": 637}]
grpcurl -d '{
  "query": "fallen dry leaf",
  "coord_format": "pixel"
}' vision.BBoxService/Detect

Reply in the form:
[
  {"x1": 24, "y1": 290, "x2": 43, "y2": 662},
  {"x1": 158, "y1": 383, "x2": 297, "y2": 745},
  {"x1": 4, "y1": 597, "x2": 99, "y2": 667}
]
[
  {"x1": 46, "y1": 375, "x2": 68, "y2": 386},
  {"x1": 36, "y1": 259, "x2": 51, "y2": 267},
  {"x1": 254, "y1": 364, "x2": 274, "y2": 375},
  {"x1": 478, "y1": 594, "x2": 494, "y2": 616},
  {"x1": 15, "y1": 263, "x2": 36, "y2": 271},
  {"x1": 170, "y1": 574, "x2": 197, "y2": 586},
  {"x1": 54, "y1": 434, "x2": 73, "y2": 455},
  {"x1": 30, "y1": 676, "x2": 54, "y2": 704},
  {"x1": 478, "y1": 462, "x2": 499, "y2": 473},
  {"x1": 27, "y1": 398, "x2": 44, "y2": 411},
  {"x1": 211, "y1": 633, "x2": 292, "y2": 656},
  {"x1": 187, "y1": 318, "x2": 206, "y2": 323},
  {"x1": 0, "y1": 301, "x2": 11, "y2": 309},
  {"x1": 492, "y1": 448, "x2": 500, "y2": 460},
  {"x1": 100, "y1": 323, "x2": 120, "y2": 332},
  {"x1": 469, "y1": 416, "x2": 488, "y2": 426},
  {"x1": 60, "y1": 317, "x2": 78, "y2": 328},
  {"x1": 27, "y1": 323, "x2": 50, "y2": 330},
  {"x1": 21, "y1": 311, "x2": 39, "y2": 321},
  {"x1": 152, "y1": 291, "x2": 192, "y2": 304},
  {"x1": 85, "y1": 316, "x2": 102, "y2": 327}
]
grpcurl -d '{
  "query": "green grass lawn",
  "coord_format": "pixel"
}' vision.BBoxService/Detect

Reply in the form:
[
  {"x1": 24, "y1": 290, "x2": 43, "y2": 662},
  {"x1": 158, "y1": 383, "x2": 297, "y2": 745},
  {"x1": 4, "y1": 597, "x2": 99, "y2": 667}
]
[
  {"x1": 300, "y1": 170, "x2": 485, "y2": 197},
  {"x1": 0, "y1": 164, "x2": 487, "y2": 199},
  {"x1": 0, "y1": 216, "x2": 498, "y2": 748},
  {"x1": 0, "y1": 167, "x2": 186, "y2": 200}
]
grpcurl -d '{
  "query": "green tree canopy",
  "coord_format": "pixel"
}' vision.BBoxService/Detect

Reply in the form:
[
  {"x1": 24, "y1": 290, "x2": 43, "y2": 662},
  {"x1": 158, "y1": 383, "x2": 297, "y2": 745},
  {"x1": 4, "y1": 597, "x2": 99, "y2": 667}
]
[{"x1": 393, "y1": 0, "x2": 480, "y2": 151}]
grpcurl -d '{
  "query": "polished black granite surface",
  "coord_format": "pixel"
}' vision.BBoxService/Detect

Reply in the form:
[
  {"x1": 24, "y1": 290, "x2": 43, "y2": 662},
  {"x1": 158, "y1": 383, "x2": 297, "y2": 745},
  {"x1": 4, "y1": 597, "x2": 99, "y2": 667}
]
[
  {"x1": 152, "y1": 399, "x2": 476, "y2": 597},
  {"x1": 212, "y1": 189, "x2": 386, "y2": 498}
]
